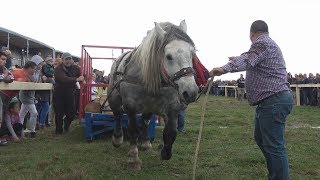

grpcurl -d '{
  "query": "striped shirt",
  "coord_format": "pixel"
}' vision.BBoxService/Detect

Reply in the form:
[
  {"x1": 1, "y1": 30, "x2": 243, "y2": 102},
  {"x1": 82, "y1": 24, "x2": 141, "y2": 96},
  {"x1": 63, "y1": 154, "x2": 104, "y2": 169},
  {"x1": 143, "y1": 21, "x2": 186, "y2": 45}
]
[{"x1": 222, "y1": 34, "x2": 290, "y2": 105}]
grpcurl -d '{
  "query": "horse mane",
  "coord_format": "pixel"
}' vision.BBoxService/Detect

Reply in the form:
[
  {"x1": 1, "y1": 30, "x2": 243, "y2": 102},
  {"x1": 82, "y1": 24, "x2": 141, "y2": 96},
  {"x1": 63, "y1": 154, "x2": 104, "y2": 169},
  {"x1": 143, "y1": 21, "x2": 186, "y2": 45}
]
[{"x1": 131, "y1": 22, "x2": 195, "y2": 94}]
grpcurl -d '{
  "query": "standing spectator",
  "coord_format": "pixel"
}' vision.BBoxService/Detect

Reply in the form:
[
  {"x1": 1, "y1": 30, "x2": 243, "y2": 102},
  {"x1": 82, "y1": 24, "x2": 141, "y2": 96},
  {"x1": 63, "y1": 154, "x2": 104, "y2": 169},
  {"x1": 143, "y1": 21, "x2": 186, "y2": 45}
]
[
  {"x1": 19, "y1": 55, "x2": 44, "y2": 138},
  {"x1": 302, "y1": 74, "x2": 309, "y2": 105},
  {"x1": 41, "y1": 56, "x2": 55, "y2": 83},
  {"x1": 95, "y1": 70, "x2": 104, "y2": 83},
  {"x1": 47, "y1": 58, "x2": 63, "y2": 125},
  {"x1": 0, "y1": 51, "x2": 14, "y2": 145},
  {"x1": 1, "y1": 47, "x2": 12, "y2": 70},
  {"x1": 307, "y1": 73, "x2": 317, "y2": 106},
  {"x1": 0, "y1": 97, "x2": 23, "y2": 143},
  {"x1": 177, "y1": 100, "x2": 187, "y2": 133},
  {"x1": 36, "y1": 56, "x2": 54, "y2": 129},
  {"x1": 316, "y1": 73, "x2": 320, "y2": 107},
  {"x1": 53, "y1": 53, "x2": 84, "y2": 134},
  {"x1": 1, "y1": 61, "x2": 37, "y2": 138},
  {"x1": 210, "y1": 20, "x2": 293, "y2": 180},
  {"x1": 237, "y1": 74, "x2": 245, "y2": 101}
]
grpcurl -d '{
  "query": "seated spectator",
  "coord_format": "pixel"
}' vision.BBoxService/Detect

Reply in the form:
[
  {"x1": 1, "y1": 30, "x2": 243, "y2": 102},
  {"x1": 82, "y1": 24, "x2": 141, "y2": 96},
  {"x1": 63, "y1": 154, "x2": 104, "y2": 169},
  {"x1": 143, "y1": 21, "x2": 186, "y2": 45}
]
[{"x1": 0, "y1": 97, "x2": 23, "y2": 143}]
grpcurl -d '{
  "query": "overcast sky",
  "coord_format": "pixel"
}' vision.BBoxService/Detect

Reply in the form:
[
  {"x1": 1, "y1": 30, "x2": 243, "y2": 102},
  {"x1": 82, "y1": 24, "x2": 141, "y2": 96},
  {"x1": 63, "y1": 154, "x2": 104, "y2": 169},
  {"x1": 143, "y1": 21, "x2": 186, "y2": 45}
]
[{"x1": 1, "y1": 0, "x2": 319, "y2": 80}]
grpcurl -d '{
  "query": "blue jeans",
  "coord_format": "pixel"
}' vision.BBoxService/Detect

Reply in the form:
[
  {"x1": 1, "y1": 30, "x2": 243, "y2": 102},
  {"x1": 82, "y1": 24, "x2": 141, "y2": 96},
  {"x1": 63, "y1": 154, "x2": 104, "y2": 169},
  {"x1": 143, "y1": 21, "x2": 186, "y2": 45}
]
[
  {"x1": 36, "y1": 101, "x2": 49, "y2": 126},
  {"x1": 177, "y1": 109, "x2": 185, "y2": 132},
  {"x1": 255, "y1": 91, "x2": 293, "y2": 180}
]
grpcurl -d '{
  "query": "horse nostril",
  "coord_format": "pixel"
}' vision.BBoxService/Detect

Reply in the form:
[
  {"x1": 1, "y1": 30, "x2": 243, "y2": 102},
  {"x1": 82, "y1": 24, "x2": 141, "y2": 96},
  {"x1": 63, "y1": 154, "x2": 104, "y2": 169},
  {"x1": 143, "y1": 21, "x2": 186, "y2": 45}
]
[{"x1": 182, "y1": 91, "x2": 188, "y2": 97}]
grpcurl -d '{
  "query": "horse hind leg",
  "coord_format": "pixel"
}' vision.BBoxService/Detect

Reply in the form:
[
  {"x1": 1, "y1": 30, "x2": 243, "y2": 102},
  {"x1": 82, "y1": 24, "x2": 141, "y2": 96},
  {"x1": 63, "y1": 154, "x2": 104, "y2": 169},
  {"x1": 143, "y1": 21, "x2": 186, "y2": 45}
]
[
  {"x1": 139, "y1": 113, "x2": 152, "y2": 151},
  {"x1": 127, "y1": 111, "x2": 142, "y2": 170}
]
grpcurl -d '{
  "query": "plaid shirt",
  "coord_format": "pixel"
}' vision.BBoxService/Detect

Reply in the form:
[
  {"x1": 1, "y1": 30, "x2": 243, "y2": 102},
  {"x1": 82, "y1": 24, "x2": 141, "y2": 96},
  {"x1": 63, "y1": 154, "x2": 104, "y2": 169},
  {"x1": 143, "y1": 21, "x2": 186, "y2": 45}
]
[{"x1": 222, "y1": 34, "x2": 290, "y2": 105}]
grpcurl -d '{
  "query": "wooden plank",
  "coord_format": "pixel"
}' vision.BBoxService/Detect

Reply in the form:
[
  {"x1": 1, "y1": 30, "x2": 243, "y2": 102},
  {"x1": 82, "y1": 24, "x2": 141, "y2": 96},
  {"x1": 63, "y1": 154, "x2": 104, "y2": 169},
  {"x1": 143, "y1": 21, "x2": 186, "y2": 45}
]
[
  {"x1": 290, "y1": 84, "x2": 320, "y2": 88},
  {"x1": 0, "y1": 81, "x2": 53, "y2": 90}
]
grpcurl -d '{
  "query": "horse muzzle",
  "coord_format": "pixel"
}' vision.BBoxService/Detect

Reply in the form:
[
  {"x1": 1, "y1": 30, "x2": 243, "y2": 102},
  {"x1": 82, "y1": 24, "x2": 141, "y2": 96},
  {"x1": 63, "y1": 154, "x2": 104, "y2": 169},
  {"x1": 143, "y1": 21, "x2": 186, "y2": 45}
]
[{"x1": 182, "y1": 89, "x2": 198, "y2": 104}]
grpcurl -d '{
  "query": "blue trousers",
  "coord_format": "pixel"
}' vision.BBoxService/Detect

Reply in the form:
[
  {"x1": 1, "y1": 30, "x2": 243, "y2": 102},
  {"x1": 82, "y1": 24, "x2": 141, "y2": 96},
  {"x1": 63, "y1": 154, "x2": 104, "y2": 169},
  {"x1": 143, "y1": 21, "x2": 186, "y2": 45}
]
[
  {"x1": 36, "y1": 101, "x2": 49, "y2": 126},
  {"x1": 177, "y1": 109, "x2": 185, "y2": 132},
  {"x1": 255, "y1": 91, "x2": 293, "y2": 180}
]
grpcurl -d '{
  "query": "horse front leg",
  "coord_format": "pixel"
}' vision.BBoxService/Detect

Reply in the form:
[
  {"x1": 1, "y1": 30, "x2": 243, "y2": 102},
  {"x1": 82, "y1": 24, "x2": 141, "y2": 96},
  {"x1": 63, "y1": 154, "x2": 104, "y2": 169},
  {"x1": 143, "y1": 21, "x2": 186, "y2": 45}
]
[
  {"x1": 161, "y1": 109, "x2": 178, "y2": 160},
  {"x1": 109, "y1": 92, "x2": 124, "y2": 148},
  {"x1": 127, "y1": 111, "x2": 142, "y2": 170},
  {"x1": 112, "y1": 111, "x2": 123, "y2": 148},
  {"x1": 139, "y1": 113, "x2": 152, "y2": 151}
]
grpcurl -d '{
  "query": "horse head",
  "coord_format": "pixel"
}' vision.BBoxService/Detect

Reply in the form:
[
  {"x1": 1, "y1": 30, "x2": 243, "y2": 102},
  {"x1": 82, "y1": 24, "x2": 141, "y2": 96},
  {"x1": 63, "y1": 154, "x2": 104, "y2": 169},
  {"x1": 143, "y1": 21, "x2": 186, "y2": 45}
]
[{"x1": 134, "y1": 20, "x2": 199, "y2": 103}]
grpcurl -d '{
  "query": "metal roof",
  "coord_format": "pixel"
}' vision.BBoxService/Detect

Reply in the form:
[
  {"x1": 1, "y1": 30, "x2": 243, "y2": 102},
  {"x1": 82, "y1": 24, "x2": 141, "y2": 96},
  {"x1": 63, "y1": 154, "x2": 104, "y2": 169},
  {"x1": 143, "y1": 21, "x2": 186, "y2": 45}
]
[{"x1": 0, "y1": 27, "x2": 54, "y2": 50}]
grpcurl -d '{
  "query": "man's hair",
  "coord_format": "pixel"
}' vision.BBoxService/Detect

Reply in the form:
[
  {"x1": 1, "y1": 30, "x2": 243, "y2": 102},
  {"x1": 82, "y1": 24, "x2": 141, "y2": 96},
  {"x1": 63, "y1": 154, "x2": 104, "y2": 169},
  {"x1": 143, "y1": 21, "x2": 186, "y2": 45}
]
[
  {"x1": 23, "y1": 61, "x2": 37, "y2": 69},
  {"x1": 0, "y1": 51, "x2": 7, "y2": 58},
  {"x1": 250, "y1": 20, "x2": 268, "y2": 33}
]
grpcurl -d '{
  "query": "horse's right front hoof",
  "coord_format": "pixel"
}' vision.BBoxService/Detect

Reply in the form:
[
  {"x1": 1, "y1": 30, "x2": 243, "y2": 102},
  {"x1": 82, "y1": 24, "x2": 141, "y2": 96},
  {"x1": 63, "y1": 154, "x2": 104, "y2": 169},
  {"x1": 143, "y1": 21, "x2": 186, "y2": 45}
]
[
  {"x1": 112, "y1": 135, "x2": 123, "y2": 148},
  {"x1": 161, "y1": 147, "x2": 172, "y2": 160}
]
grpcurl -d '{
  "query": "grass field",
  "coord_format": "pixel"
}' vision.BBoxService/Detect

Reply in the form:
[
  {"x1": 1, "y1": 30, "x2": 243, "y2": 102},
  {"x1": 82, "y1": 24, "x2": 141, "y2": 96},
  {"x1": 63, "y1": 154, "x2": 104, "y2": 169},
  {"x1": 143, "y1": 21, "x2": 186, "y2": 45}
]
[{"x1": 0, "y1": 96, "x2": 319, "y2": 180}]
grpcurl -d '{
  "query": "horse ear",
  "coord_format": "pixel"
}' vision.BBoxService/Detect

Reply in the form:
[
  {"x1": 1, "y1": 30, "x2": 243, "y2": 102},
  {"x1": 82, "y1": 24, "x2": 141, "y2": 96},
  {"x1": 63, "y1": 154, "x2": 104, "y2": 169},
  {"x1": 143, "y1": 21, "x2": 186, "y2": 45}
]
[
  {"x1": 179, "y1": 20, "x2": 187, "y2": 33},
  {"x1": 154, "y1": 22, "x2": 166, "y2": 38}
]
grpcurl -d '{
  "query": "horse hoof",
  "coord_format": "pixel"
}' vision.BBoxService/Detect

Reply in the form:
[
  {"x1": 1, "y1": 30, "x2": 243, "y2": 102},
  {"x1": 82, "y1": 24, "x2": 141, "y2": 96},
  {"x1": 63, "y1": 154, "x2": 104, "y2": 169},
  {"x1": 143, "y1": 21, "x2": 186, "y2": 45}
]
[
  {"x1": 161, "y1": 147, "x2": 172, "y2": 160},
  {"x1": 112, "y1": 135, "x2": 123, "y2": 148},
  {"x1": 128, "y1": 158, "x2": 142, "y2": 170},
  {"x1": 140, "y1": 141, "x2": 152, "y2": 151}
]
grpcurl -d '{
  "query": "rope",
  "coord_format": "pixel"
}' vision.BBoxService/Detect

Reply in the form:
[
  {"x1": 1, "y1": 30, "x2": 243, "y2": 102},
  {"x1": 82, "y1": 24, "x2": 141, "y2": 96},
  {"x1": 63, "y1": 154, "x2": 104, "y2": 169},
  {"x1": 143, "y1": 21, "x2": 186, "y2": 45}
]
[{"x1": 192, "y1": 76, "x2": 214, "y2": 180}]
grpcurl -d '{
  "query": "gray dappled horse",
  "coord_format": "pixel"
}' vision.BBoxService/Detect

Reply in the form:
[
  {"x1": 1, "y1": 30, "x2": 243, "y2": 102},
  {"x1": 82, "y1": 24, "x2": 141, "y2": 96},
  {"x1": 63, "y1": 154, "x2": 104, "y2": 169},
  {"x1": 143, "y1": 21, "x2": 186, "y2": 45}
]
[{"x1": 108, "y1": 20, "x2": 198, "y2": 170}]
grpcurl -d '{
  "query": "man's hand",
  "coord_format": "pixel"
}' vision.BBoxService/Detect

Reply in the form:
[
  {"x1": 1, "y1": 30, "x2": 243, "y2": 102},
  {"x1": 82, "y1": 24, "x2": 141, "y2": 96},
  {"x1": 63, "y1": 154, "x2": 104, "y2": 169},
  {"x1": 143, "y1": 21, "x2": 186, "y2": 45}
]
[
  {"x1": 209, "y1": 67, "x2": 225, "y2": 77},
  {"x1": 76, "y1": 76, "x2": 84, "y2": 82}
]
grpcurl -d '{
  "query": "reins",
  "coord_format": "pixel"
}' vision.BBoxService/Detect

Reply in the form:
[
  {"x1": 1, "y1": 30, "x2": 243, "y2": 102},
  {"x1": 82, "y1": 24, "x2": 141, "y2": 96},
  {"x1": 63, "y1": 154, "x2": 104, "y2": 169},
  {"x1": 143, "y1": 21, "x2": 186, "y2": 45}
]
[{"x1": 192, "y1": 76, "x2": 214, "y2": 180}]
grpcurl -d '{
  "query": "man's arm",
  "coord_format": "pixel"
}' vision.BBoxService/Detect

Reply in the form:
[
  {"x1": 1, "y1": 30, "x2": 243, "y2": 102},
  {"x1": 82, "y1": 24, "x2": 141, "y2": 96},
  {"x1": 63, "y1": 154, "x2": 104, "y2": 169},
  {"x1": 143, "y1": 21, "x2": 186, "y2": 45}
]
[
  {"x1": 54, "y1": 66, "x2": 77, "y2": 83},
  {"x1": 3, "y1": 69, "x2": 14, "y2": 83},
  {"x1": 222, "y1": 42, "x2": 267, "y2": 73}
]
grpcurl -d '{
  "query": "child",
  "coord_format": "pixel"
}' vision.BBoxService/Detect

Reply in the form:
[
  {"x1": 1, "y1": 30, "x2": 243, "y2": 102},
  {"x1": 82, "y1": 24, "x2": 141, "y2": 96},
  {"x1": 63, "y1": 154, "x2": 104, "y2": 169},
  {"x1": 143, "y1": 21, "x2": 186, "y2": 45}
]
[
  {"x1": 0, "y1": 97, "x2": 23, "y2": 143},
  {"x1": 41, "y1": 56, "x2": 55, "y2": 84}
]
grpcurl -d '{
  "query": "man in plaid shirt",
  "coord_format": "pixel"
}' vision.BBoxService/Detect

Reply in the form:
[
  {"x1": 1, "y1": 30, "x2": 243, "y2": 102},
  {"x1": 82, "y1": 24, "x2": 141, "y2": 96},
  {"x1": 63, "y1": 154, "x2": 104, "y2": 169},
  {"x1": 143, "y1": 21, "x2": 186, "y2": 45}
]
[{"x1": 210, "y1": 20, "x2": 293, "y2": 180}]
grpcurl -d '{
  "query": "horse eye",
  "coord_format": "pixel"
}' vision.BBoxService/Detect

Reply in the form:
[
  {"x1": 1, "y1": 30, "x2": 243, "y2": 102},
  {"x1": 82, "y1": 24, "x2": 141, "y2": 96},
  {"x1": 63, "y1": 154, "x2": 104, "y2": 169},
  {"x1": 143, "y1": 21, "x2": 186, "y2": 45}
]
[{"x1": 166, "y1": 54, "x2": 173, "y2": 61}]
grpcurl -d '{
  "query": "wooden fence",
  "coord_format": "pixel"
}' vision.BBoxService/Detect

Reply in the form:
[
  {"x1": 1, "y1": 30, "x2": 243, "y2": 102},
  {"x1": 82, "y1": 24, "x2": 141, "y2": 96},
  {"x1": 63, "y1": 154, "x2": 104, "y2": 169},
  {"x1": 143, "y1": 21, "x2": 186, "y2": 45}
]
[
  {"x1": 218, "y1": 84, "x2": 320, "y2": 106},
  {"x1": 0, "y1": 82, "x2": 53, "y2": 90}
]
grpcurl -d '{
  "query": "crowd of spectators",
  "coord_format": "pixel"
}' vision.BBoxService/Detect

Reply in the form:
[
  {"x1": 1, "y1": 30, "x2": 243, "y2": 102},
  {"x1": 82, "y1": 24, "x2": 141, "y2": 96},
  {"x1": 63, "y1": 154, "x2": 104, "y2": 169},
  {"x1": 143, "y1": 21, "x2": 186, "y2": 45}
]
[
  {"x1": 0, "y1": 46, "x2": 110, "y2": 145},
  {"x1": 287, "y1": 73, "x2": 320, "y2": 106}
]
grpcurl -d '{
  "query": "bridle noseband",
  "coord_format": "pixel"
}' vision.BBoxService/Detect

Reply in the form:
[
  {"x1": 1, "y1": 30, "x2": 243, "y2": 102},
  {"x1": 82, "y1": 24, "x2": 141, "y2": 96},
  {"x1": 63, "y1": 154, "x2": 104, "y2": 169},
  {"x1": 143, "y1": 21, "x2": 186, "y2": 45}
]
[
  {"x1": 161, "y1": 65, "x2": 195, "y2": 91},
  {"x1": 172, "y1": 67, "x2": 194, "y2": 82}
]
